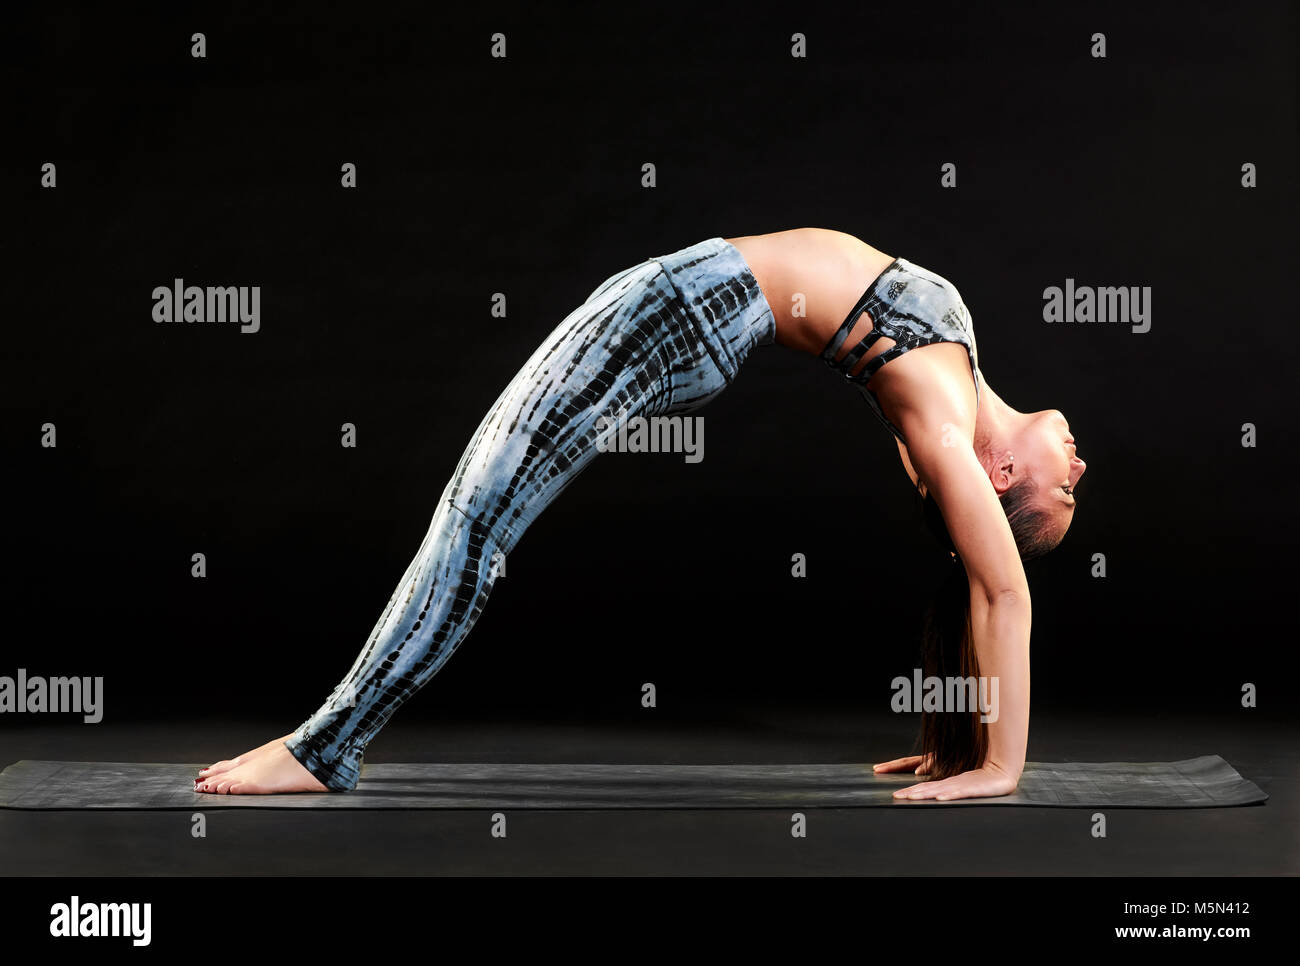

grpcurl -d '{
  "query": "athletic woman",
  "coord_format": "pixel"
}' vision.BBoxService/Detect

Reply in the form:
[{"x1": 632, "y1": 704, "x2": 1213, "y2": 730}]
[{"x1": 195, "y1": 228, "x2": 1086, "y2": 801}]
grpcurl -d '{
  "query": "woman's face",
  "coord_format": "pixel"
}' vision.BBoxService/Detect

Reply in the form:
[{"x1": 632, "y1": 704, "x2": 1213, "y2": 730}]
[{"x1": 1018, "y1": 409, "x2": 1087, "y2": 536}]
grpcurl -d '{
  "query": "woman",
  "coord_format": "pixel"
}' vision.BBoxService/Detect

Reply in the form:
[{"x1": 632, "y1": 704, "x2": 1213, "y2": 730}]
[{"x1": 195, "y1": 228, "x2": 1086, "y2": 801}]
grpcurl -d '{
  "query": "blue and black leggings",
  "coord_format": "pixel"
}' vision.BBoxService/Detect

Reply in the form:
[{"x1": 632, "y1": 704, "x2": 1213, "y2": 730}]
[{"x1": 284, "y1": 237, "x2": 776, "y2": 790}]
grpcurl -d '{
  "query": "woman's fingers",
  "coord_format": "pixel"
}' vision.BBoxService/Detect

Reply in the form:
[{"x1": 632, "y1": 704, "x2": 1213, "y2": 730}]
[
  {"x1": 897, "y1": 780, "x2": 952, "y2": 800},
  {"x1": 892, "y1": 768, "x2": 1016, "y2": 802},
  {"x1": 873, "y1": 755, "x2": 924, "y2": 774}
]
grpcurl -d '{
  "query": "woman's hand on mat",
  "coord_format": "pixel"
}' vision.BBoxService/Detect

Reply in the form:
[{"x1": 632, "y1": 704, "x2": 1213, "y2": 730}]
[
  {"x1": 872, "y1": 754, "x2": 933, "y2": 776},
  {"x1": 891, "y1": 761, "x2": 1018, "y2": 802}
]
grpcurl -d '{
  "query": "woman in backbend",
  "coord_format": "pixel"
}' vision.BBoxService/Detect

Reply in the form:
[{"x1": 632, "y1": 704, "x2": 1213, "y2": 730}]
[{"x1": 196, "y1": 228, "x2": 1086, "y2": 802}]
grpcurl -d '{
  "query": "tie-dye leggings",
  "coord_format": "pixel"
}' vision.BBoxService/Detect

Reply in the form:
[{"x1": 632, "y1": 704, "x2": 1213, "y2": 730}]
[{"x1": 284, "y1": 236, "x2": 776, "y2": 790}]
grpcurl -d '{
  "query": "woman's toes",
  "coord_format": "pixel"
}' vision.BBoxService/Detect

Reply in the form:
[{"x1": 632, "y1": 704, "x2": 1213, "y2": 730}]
[{"x1": 200, "y1": 757, "x2": 240, "y2": 778}]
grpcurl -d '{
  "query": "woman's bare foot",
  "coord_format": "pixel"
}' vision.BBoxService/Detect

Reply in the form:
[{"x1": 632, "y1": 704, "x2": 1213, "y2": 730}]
[
  {"x1": 195, "y1": 733, "x2": 329, "y2": 794},
  {"x1": 198, "y1": 733, "x2": 294, "y2": 781}
]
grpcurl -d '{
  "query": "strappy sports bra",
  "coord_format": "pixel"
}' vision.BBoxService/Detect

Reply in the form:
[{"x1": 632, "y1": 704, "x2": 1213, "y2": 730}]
[{"x1": 820, "y1": 256, "x2": 983, "y2": 443}]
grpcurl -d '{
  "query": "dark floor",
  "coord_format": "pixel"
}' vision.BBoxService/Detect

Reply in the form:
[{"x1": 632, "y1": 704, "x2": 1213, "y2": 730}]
[{"x1": 0, "y1": 708, "x2": 1294, "y2": 875}]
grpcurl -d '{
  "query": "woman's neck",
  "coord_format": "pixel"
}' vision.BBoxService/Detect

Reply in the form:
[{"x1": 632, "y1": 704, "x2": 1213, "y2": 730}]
[{"x1": 972, "y1": 383, "x2": 1026, "y2": 466}]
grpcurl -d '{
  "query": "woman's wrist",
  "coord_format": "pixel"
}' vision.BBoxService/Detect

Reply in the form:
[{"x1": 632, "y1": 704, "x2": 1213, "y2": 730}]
[
  {"x1": 984, "y1": 752, "x2": 1024, "y2": 783},
  {"x1": 985, "y1": 719, "x2": 1028, "y2": 782}
]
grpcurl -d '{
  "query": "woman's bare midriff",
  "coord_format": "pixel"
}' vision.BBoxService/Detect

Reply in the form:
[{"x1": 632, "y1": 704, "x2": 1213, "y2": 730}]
[
  {"x1": 726, "y1": 228, "x2": 981, "y2": 456},
  {"x1": 724, "y1": 228, "x2": 897, "y2": 357}
]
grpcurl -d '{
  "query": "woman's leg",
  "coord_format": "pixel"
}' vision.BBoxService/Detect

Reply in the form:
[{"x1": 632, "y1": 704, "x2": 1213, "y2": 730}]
[{"x1": 197, "y1": 237, "x2": 774, "y2": 793}]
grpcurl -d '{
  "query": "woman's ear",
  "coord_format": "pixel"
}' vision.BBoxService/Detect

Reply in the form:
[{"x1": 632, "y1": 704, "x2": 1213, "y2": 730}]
[{"x1": 988, "y1": 450, "x2": 1015, "y2": 495}]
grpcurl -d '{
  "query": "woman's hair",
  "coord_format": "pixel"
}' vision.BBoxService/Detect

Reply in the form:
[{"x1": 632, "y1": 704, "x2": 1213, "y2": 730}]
[{"x1": 916, "y1": 476, "x2": 1061, "y2": 780}]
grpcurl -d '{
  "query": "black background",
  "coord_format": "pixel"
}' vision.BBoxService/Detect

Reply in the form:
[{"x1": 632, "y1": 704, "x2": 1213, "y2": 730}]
[{"x1": 6, "y1": 0, "x2": 1297, "y2": 730}]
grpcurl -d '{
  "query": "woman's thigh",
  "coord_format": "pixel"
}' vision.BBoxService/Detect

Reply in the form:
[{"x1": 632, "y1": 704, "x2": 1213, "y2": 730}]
[{"x1": 441, "y1": 262, "x2": 706, "y2": 553}]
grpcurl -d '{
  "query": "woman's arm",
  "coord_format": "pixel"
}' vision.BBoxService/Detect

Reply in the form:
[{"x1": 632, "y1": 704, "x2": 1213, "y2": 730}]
[
  {"x1": 892, "y1": 411, "x2": 1032, "y2": 801},
  {"x1": 895, "y1": 437, "x2": 920, "y2": 487}
]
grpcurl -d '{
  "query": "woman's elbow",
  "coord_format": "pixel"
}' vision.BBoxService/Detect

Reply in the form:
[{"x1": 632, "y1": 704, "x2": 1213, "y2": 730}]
[
  {"x1": 974, "y1": 584, "x2": 1031, "y2": 611},
  {"x1": 994, "y1": 587, "x2": 1029, "y2": 608}
]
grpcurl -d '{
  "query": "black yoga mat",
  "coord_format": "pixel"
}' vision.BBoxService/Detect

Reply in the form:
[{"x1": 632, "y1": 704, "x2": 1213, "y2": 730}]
[{"x1": 0, "y1": 755, "x2": 1267, "y2": 809}]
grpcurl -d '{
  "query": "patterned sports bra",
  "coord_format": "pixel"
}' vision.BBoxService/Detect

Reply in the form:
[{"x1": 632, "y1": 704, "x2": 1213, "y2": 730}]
[{"x1": 820, "y1": 256, "x2": 983, "y2": 443}]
